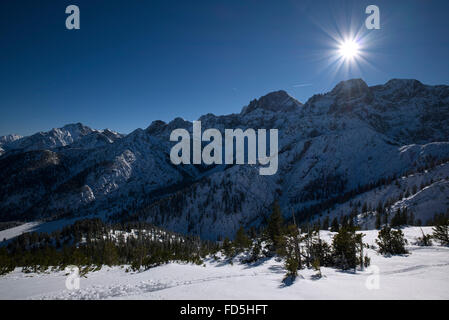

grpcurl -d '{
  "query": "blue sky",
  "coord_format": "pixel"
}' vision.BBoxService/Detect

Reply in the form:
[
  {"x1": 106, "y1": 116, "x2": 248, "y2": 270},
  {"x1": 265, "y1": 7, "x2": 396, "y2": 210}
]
[{"x1": 1, "y1": 0, "x2": 448, "y2": 136}]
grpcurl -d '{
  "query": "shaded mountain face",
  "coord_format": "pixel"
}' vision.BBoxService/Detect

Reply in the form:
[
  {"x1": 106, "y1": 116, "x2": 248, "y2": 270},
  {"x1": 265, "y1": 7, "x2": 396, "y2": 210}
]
[{"x1": 1, "y1": 79, "x2": 449, "y2": 239}]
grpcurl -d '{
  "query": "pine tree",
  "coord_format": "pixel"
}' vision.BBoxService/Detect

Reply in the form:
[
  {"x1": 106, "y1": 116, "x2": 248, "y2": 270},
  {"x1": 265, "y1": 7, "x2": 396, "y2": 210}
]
[
  {"x1": 312, "y1": 258, "x2": 322, "y2": 278},
  {"x1": 331, "y1": 226, "x2": 359, "y2": 271},
  {"x1": 340, "y1": 215, "x2": 349, "y2": 229},
  {"x1": 322, "y1": 216, "x2": 330, "y2": 231},
  {"x1": 376, "y1": 201, "x2": 383, "y2": 214},
  {"x1": 285, "y1": 224, "x2": 302, "y2": 269},
  {"x1": 390, "y1": 208, "x2": 403, "y2": 228},
  {"x1": 234, "y1": 226, "x2": 251, "y2": 251},
  {"x1": 265, "y1": 201, "x2": 284, "y2": 251},
  {"x1": 432, "y1": 221, "x2": 449, "y2": 246},
  {"x1": 248, "y1": 227, "x2": 257, "y2": 239},
  {"x1": 103, "y1": 241, "x2": 119, "y2": 266},
  {"x1": 284, "y1": 254, "x2": 299, "y2": 279},
  {"x1": 376, "y1": 226, "x2": 408, "y2": 255},
  {"x1": 355, "y1": 233, "x2": 369, "y2": 270},
  {"x1": 375, "y1": 212, "x2": 382, "y2": 229},
  {"x1": 383, "y1": 210, "x2": 389, "y2": 225},
  {"x1": 247, "y1": 239, "x2": 262, "y2": 263},
  {"x1": 362, "y1": 202, "x2": 368, "y2": 213},
  {"x1": 222, "y1": 237, "x2": 234, "y2": 258},
  {"x1": 308, "y1": 229, "x2": 332, "y2": 268},
  {"x1": 408, "y1": 211, "x2": 415, "y2": 226},
  {"x1": 330, "y1": 217, "x2": 339, "y2": 232},
  {"x1": 283, "y1": 224, "x2": 301, "y2": 279}
]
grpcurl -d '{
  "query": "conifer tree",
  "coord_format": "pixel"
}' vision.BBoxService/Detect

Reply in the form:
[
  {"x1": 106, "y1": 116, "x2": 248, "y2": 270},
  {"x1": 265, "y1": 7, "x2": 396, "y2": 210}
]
[
  {"x1": 284, "y1": 254, "x2": 299, "y2": 279},
  {"x1": 312, "y1": 258, "x2": 322, "y2": 278},
  {"x1": 383, "y1": 210, "x2": 389, "y2": 225},
  {"x1": 331, "y1": 226, "x2": 359, "y2": 271},
  {"x1": 376, "y1": 226, "x2": 408, "y2": 255},
  {"x1": 283, "y1": 224, "x2": 301, "y2": 279},
  {"x1": 284, "y1": 224, "x2": 302, "y2": 269},
  {"x1": 248, "y1": 238, "x2": 262, "y2": 263},
  {"x1": 265, "y1": 201, "x2": 284, "y2": 251},
  {"x1": 432, "y1": 220, "x2": 449, "y2": 246},
  {"x1": 234, "y1": 226, "x2": 251, "y2": 252},
  {"x1": 355, "y1": 233, "x2": 369, "y2": 270},
  {"x1": 391, "y1": 208, "x2": 406, "y2": 228},
  {"x1": 222, "y1": 237, "x2": 234, "y2": 258},
  {"x1": 322, "y1": 216, "x2": 330, "y2": 231},
  {"x1": 408, "y1": 211, "x2": 415, "y2": 226},
  {"x1": 330, "y1": 217, "x2": 339, "y2": 232},
  {"x1": 375, "y1": 212, "x2": 382, "y2": 229},
  {"x1": 376, "y1": 201, "x2": 383, "y2": 215},
  {"x1": 308, "y1": 229, "x2": 332, "y2": 268}
]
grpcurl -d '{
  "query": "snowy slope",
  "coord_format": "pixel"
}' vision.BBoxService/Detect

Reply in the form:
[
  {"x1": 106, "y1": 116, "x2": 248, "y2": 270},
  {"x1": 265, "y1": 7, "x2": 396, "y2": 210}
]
[
  {"x1": 310, "y1": 161, "x2": 449, "y2": 229},
  {"x1": 0, "y1": 227, "x2": 447, "y2": 300}
]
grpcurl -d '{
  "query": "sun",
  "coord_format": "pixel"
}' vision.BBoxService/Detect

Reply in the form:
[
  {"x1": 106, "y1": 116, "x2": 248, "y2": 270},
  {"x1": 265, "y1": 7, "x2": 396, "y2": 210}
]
[{"x1": 338, "y1": 39, "x2": 360, "y2": 60}]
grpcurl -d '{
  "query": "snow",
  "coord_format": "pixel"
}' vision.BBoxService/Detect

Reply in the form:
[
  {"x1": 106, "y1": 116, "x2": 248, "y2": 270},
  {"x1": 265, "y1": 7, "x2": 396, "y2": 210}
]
[
  {"x1": 0, "y1": 215, "x2": 102, "y2": 243},
  {"x1": 1, "y1": 227, "x2": 448, "y2": 300},
  {"x1": 0, "y1": 222, "x2": 42, "y2": 242}
]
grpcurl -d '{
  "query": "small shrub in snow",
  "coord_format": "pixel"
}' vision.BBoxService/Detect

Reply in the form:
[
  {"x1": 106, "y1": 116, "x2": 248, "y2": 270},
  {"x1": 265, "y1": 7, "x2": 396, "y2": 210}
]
[{"x1": 415, "y1": 228, "x2": 432, "y2": 246}]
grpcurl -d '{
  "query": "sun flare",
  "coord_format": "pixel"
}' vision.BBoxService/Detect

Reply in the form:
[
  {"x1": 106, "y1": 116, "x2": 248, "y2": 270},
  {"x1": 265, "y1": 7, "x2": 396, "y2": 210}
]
[{"x1": 338, "y1": 39, "x2": 360, "y2": 60}]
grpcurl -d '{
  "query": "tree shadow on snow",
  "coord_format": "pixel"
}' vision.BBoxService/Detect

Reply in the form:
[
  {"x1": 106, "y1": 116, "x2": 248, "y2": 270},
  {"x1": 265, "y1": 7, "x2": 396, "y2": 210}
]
[
  {"x1": 267, "y1": 264, "x2": 285, "y2": 274},
  {"x1": 280, "y1": 274, "x2": 304, "y2": 288},
  {"x1": 335, "y1": 269, "x2": 357, "y2": 275},
  {"x1": 242, "y1": 257, "x2": 271, "y2": 269}
]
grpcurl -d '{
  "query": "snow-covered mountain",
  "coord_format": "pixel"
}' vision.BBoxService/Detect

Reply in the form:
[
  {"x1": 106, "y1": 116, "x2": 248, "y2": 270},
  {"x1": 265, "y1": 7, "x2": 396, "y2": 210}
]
[
  {"x1": 0, "y1": 123, "x2": 123, "y2": 154},
  {"x1": 0, "y1": 134, "x2": 22, "y2": 145},
  {"x1": 0, "y1": 134, "x2": 22, "y2": 156},
  {"x1": 1, "y1": 79, "x2": 448, "y2": 240}
]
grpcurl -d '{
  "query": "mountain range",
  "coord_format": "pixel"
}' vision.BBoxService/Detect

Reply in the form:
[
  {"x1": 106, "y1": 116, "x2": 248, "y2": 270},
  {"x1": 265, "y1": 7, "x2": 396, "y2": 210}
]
[{"x1": 1, "y1": 78, "x2": 448, "y2": 240}]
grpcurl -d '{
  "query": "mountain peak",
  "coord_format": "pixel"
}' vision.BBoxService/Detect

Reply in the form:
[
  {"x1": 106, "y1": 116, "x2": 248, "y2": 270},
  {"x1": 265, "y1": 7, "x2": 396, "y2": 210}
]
[
  {"x1": 241, "y1": 90, "x2": 301, "y2": 115},
  {"x1": 61, "y1": 122, "x2": 91, "y2": 132},
  {"x1": 331, "y1": 79, "x2": 370, "y2": 99},
  {"x1": 385, "y1": 78, "x2": 423, "y2": 86},
  {"x1": 146, "y1": 120, "x2": 167, "y2": 135},
  {"x1": 146, "y1": 118, "x2": 192, "y2": 136},
  {"x1": 383, "y1": 78, "x2": 425, "y2": 92}
]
